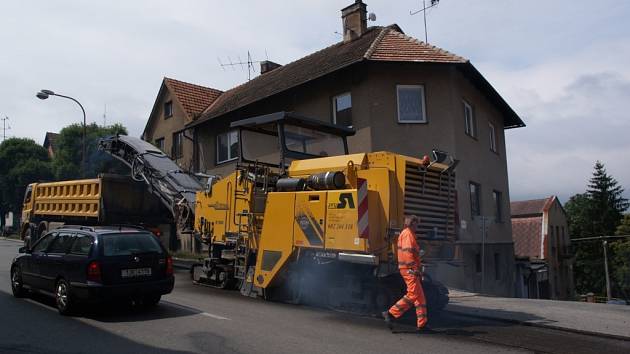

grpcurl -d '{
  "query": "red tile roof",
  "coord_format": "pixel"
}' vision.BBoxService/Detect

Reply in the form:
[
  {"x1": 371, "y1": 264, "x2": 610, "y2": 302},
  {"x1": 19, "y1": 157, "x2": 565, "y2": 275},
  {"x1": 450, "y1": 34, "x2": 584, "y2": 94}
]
[
  {"x1": 188, "y1": 25, "x2": 524, "y2": 129},
  {"x1": 512, "y1": 216, "x2": 543, "y2": 259},
  {"x1": 511, "y1": 197, "x2": 556, "y2": 217},
  {"x1": 164, "y1": 78, "x2": 222, "y2": 120},
  {"x1": 367, "y1": 29, "x2": 466, "y2": 63}
]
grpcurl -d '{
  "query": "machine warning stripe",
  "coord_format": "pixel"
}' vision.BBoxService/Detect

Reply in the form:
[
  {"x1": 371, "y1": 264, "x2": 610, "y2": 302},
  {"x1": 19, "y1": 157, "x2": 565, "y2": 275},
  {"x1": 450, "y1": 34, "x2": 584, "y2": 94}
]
[{"x1": 357, "y1": 178, "x2": 369, "y2": 239}]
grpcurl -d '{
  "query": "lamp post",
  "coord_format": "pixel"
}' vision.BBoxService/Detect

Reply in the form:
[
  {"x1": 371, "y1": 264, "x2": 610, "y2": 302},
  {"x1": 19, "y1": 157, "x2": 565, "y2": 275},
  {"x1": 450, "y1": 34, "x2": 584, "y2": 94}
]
[{"x1": 36, "y1": 89, "x2": 87, "y2": 178}]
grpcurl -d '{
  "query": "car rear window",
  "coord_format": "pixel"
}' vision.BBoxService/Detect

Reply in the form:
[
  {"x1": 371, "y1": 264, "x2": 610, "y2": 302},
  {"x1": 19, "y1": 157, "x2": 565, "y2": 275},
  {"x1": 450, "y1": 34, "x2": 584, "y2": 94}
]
[{"x1": 101, "y1": 233, "x2": 163, "y2": 257}]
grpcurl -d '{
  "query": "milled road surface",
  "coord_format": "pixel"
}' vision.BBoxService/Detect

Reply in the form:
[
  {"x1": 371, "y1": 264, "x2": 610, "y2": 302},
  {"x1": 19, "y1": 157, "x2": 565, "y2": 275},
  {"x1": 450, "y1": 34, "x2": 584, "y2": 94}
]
[{"x1": 0, "y1": 238, "x2": 628, "y2": 353}]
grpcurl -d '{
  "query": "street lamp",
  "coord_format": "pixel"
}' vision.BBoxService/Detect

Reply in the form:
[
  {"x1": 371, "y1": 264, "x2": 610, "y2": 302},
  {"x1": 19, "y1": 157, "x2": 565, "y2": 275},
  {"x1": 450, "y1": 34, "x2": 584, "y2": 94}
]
[{"x1": 36, "y1": 89, "x2": 87, "y2": 178}]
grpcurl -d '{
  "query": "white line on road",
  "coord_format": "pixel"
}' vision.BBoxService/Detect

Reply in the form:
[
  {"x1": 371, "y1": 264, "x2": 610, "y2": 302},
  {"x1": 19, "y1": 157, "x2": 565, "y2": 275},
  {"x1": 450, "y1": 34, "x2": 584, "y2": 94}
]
[{"x1": 162, "y1": 300, "x2": 230, "y2": 320}]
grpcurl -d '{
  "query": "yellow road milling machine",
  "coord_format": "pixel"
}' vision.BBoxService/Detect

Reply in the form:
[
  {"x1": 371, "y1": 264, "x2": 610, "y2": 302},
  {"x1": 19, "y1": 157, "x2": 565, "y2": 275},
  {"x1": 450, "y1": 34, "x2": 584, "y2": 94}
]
[{"x1": 100, "y1": 112, "x2": 457, "y2": 313}]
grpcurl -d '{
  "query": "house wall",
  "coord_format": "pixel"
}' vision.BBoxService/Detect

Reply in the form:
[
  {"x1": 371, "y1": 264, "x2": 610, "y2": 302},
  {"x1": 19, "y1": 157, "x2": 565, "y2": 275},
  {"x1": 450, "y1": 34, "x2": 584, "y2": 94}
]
[
  {"x1": 544, "y1": 199, "x2": 574, "y2": 300},
  {"x1": 192, "y1": 60, "x2": 516, "y2": 296},
  {"x1": 144, "y1": 89, "x2": 195, "y2": 171}
]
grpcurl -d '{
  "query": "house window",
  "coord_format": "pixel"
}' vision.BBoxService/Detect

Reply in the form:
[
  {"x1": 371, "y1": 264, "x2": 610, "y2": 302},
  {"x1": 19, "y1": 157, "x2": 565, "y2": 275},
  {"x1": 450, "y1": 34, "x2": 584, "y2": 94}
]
[
  {"x1": 397, "y1": 85, "x2": 427, "y2": 123},
  {"x1": 493, "y1": 190, "x2": 502, "y2": 222},
  {"x1": 464, "y1": 100, "x2": 476, "y2": 138},
  {"x1": 154, "y1": 137, "x2": 164, "y2": 152},
  {"x1": 217, "y1": 130, "x2": 238, "y2": 164},
  {"x1": 172, "y1": 131, "x2": 183, "y2": 159},
  {"x1": 164, "y1": 101, "x2": 173, "y2": 119},
  {"x1": 332, "y1": 92, "x2": 352, "y2": 127},
  {"x1": 469, "y1": 181, "x2": 481, "y2": 217},
  {"x1": 489, "y1": 122, "x2": 497, "y2": 152}
]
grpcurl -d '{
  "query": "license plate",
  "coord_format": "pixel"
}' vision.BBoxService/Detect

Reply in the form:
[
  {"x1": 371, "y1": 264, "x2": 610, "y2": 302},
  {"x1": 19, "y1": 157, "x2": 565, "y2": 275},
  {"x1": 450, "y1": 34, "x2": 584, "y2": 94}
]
[{"x1": 121, "y1": 268, "x2": 152, "y2": 278}]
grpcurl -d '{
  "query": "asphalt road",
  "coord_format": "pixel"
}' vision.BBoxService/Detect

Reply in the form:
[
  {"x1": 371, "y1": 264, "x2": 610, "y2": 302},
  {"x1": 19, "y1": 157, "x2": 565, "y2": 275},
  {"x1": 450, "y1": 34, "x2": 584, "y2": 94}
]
[{"x1": 0, "y1": 238, "x2": 628, "y2": 354}]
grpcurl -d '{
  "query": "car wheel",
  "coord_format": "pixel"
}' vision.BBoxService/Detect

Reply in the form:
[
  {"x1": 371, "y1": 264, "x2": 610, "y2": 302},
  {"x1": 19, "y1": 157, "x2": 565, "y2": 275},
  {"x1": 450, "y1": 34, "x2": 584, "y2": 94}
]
[
  {"x1": 11, "y1": 266, "x2": 26, "y2": 298},
  {"x1": 143, "y1": 294, "x2": 161, "y2": 307},
  {"x1": 55, "y1": 279, "x2": 74, "y2": 315}
]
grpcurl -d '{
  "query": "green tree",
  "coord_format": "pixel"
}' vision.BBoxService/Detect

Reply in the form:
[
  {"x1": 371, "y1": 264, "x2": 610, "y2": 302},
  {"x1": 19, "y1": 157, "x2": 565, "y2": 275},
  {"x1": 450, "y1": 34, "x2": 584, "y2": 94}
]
[
  {"x1": 611, "y1": 215, "x2": 630, "y2": 299},
  {"x1": 566, "y1": 161, "x2": 629, "y2": 296},
  {"x1": 52, "y1": 123, "x2": 127, "y2": 180},
  {"x1": 0, "y1": 138, "x2": 53, "y2": 230},
  {"x1": 588, "y1": 161, "x2": 629, "y2": 235}
]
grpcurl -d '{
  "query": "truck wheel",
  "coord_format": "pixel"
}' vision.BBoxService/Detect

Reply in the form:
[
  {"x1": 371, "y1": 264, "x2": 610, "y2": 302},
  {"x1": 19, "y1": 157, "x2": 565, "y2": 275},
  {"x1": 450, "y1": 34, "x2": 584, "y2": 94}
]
[
  {"x1": 37, "y1": 222, "x2": 48, "y2": 239},
  {"x1": 23, "y1": 227, "x2": 33, "y2": 248}
]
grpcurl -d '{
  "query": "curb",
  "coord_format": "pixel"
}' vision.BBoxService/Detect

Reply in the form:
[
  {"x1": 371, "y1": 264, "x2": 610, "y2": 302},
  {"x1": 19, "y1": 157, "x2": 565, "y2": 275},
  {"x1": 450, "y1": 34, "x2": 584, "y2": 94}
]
[
  {"x1": 443, "y1": 309, "x2": 630, "y2": 342},
  {"x1": 0, "y1": 237, "x2": 22, "y2": 243}
]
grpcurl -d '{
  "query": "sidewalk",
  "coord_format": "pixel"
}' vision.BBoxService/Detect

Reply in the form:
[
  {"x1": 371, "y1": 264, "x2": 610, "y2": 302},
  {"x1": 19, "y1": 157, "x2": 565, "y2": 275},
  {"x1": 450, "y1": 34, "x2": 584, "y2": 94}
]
[{"x1": 445, "y1": 289, "x2": 630, "y2": 340}]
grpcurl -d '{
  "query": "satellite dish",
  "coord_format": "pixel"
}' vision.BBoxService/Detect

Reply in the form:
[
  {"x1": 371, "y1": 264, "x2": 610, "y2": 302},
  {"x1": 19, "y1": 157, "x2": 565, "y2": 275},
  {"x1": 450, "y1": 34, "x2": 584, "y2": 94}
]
[{"x1": 368, "y1": 12, "x2": 376, "y2": 21}]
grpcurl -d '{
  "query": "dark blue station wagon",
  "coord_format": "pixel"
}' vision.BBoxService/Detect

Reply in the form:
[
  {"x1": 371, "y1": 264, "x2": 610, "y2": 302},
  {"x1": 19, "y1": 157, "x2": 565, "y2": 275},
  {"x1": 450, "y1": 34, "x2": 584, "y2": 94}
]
[{"x1": 10, "y1": 226, "x2": 174, "y2": 315}]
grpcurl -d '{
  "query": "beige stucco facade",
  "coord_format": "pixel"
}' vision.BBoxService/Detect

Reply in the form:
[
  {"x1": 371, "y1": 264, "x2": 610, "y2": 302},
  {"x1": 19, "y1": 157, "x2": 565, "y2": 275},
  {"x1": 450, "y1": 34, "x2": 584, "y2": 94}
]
[
  {"x1": 192, "y1": 61, "x2": 518, "y2": 296},
  {"x1": 143, "y1": 89, "x2": 195, "y2": 171},
  {"x1": 542, "y1": 199, "x2": 574, "y2": 299}
]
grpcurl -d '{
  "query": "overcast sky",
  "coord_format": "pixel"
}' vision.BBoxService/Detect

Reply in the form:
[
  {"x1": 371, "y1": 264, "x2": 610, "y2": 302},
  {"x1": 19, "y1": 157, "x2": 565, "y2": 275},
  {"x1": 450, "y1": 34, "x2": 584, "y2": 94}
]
[{"x1": 1, "y1": 0, "x2": 629, "y2": 203}]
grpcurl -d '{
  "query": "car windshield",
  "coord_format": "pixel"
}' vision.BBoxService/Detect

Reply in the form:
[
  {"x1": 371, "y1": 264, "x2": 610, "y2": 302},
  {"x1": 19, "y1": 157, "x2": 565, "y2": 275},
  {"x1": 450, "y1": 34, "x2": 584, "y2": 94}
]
[{"x1": 101, "y1": 233, "x2": 163, "y2": 256}]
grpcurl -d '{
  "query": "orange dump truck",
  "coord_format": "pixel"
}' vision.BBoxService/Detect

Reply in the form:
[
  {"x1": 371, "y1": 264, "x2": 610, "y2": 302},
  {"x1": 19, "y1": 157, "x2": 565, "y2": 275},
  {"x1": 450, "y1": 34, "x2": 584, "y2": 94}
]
[{"x1": 20, "y1": 174, "x2": 171, "y2": 246}]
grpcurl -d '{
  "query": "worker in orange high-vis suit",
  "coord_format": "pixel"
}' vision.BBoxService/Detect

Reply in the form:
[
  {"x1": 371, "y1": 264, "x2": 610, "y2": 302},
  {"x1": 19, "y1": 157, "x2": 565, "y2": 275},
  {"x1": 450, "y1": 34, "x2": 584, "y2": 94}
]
[{"x1": 383, "y1": 215, "x2": 429, "y2": 332}]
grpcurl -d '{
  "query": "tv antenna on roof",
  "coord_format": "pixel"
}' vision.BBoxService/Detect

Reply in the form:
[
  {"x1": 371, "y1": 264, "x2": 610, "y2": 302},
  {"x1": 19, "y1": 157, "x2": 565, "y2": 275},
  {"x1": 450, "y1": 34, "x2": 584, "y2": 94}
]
[
  {"x1": 1, "y1": 116, "x2": 10, "y2": 142},
  {"x1": 410, "y1": 0, "x2": 440, "y2": 43},
  {"x1": 217, "y1": 51, "x2": 268, "y2": 81}
]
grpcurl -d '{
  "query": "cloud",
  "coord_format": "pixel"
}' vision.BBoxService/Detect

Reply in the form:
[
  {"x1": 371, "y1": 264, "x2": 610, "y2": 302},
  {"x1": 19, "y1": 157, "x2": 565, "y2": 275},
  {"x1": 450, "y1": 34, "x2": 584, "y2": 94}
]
[{"x1": 502, "y1": 70, "x2": 630, "y2": 203}]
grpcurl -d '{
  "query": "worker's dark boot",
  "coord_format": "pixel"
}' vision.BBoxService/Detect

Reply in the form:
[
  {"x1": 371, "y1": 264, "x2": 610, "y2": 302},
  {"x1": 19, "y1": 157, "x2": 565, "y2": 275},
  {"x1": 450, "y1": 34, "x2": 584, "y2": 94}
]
[{"x1": 382, "y1": 311, "x2": 394, "y2": 330}]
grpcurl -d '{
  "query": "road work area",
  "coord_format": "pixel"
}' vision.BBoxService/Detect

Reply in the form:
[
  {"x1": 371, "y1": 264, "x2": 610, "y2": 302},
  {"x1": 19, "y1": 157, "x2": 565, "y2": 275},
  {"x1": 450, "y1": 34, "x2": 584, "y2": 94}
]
[
  {"x1": 2, "y1": 238, "x2": 629, "y2": 354},
  {"x1": 446, "y1": 289, "x2": 630, "y2": 340}
]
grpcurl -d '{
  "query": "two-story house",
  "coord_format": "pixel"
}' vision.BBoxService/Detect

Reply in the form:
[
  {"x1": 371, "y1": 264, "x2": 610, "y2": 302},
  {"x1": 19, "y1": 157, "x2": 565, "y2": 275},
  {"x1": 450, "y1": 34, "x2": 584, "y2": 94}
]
[
  {"x1": 142, "y1": 77, "x2": 222, "y2": 171},
  {"x1": 511, "y1": 196, "x2": 575, "y2": 299},
  {"x1": 168, "y1": 1, "x2": 526, "y2": 296}
]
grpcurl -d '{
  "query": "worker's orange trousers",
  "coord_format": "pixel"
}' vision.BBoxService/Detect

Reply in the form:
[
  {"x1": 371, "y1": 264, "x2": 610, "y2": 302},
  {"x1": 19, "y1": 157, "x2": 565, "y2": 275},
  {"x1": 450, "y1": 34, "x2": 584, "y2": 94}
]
[{"x1": 388, "y1": 271, "x2": 427, "y2": 328}]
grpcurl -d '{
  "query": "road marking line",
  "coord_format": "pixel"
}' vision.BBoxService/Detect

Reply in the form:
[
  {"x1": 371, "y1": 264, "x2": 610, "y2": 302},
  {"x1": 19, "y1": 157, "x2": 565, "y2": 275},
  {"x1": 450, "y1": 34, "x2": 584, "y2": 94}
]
[
  {"x1": 200, "y1": 312, "x2": 230, "y2": 320},
  {"x1": 162, "y1": 300, "x2": 230, "y2": 320}
]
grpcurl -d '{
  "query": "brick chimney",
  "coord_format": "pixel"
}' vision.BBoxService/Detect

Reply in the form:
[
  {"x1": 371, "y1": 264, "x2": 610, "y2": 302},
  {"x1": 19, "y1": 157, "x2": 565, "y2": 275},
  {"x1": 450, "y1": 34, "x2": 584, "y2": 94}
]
[
  {"x1": 260, "y1": 60, "x2": 282, "y2": 75},
  {"x1": 341, "y1": 0, "x2": 368, "y2": 42}
]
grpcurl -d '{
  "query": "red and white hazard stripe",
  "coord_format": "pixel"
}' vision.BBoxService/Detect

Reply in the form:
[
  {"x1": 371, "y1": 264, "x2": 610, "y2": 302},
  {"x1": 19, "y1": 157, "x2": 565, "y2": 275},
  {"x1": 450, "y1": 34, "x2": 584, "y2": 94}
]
[{"x1": 357, "y1": 178, "x2": 369, "y2": 239}]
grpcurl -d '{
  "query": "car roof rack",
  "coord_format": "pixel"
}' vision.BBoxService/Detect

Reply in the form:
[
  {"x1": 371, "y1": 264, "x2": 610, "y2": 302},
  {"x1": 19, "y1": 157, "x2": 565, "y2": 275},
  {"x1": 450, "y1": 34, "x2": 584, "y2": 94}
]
[{"x1": 54, "y1": 225, "x2": 96, "y2": 232}]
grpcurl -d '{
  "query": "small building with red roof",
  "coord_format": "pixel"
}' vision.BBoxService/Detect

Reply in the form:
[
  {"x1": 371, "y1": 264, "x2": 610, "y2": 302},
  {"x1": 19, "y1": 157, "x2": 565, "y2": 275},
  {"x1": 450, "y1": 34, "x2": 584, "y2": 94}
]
[{"x1": 511, "y1": 196, "x2": 574, "y2": 299}]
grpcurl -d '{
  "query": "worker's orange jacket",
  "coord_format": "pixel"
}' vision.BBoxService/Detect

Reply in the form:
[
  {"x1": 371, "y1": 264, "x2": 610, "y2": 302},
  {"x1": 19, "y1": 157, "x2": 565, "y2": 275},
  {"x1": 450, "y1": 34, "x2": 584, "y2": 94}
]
[{"x1": 397, "y1": 227, "x2": 420, "y2": 272}]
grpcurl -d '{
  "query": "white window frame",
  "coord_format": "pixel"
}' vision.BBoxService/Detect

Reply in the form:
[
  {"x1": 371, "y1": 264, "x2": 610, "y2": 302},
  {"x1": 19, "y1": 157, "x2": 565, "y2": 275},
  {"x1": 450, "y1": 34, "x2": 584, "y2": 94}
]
[
  {"x1": 464, "y1": 100, "x2": 476, "y2": 138},
  {"x1": 396, "y1": 85, "x2": 427, "y2": 123},
  {"x1": 489, "y1": 122, "x2": 497, "y2": 152},
  {"x1": 332, "y1": 92, "x2": 352, "y2": 126},
  {"x1": 216, "y1": 130, "x2": 239, "y2": 164}
]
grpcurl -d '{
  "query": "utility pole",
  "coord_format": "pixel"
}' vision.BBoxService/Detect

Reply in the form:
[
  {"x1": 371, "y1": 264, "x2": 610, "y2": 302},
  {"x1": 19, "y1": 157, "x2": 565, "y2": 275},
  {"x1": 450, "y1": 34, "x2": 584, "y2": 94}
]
[
  {"x1": 478, "y1": 215, "x2": 491, "y2": 294},
  {"x1": 603, "y1": 240, "x2": 612, "y2": 301},
  {"x1": 1, "y1": 116, "x2": 10, "y2": 142}
]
